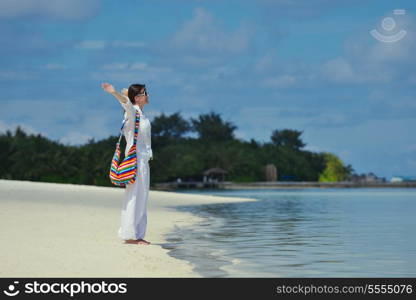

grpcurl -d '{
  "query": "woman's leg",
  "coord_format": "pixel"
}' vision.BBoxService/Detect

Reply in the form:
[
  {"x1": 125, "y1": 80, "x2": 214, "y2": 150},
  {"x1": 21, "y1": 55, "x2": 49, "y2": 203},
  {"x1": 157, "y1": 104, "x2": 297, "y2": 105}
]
[
  {"x1": 118, "y1": 175, "x2": 140, "y2": 240},
  {"x1": 133, "y1": 156, "x2": 150, "y2": 241},
  {"x1": 118, "y1": 156, "x2": 151, "y2": 245}
]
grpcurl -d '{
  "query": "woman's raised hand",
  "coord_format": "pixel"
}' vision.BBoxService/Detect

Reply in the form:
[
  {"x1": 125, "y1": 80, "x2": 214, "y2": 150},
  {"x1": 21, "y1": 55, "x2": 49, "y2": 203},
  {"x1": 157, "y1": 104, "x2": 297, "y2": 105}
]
[{"x1": 101, "y1": 82, "x2": 115, "y2": 94}]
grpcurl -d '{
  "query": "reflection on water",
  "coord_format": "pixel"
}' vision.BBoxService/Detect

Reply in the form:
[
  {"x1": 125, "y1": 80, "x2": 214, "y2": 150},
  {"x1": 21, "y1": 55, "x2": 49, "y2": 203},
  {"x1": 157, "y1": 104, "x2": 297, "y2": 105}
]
[{"x1": 162, "y1": 188, "x2": 416, "y2": 277}]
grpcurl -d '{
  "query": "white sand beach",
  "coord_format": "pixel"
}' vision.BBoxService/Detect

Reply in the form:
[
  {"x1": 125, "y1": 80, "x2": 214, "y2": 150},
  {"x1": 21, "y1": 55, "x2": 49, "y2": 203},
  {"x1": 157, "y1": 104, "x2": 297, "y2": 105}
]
[{"x1": 0, "y1": 179, "x2": 256, "y2": 277}]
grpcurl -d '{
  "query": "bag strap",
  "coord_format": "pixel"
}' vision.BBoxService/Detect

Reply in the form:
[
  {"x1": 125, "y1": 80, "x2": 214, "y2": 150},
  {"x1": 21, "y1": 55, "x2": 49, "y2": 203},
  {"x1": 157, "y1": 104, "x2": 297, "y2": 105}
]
[
  {"x1": 116, "y1": 119, "x2": 126, "y2": 146},
  {"x1": 116, "y1": 109, "x2": 140, "y2": 146},
  {"x1": 132, "y1": 109, "x2": 140, "y2": 146}
]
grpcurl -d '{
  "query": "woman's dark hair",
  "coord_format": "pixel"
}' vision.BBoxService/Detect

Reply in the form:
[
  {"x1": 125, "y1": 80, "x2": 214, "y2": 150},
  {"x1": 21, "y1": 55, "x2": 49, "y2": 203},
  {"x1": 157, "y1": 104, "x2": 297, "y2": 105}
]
[{"x1": 127, "y1": 83, "x2": 146, "y2": 104}]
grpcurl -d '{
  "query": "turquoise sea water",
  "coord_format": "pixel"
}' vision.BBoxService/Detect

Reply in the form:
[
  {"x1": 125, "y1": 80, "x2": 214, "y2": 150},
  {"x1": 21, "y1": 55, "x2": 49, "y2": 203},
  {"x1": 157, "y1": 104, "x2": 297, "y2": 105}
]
[{"x1": 161, "y1": 188, "x2": 416, "y2": 277}]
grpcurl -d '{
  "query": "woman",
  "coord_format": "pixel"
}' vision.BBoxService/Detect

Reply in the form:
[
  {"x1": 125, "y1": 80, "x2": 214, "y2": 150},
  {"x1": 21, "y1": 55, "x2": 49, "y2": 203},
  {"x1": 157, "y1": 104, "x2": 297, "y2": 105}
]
[{"x1": 101, "y1": 82, "x2": 153, "y2": 246}]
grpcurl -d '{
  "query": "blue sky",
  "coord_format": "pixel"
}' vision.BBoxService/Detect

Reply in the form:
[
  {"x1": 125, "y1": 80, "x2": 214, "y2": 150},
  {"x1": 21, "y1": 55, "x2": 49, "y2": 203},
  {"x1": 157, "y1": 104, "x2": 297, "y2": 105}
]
[{"x1": 0, "y1": 0, "x2": 415, "y2": 180}]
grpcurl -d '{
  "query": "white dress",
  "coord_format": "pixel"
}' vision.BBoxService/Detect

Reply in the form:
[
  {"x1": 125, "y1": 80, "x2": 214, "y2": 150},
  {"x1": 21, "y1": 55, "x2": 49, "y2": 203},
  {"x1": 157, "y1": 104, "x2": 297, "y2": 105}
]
[{"x1": 112, "y1": 89, "x2": 153, "y2": 240}]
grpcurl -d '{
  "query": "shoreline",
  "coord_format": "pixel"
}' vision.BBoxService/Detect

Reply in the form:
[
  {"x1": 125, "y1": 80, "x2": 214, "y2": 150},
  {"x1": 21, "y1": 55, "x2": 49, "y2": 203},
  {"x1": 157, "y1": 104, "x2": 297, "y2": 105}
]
[
  {"x1": 0, "y1": 179, "x2": 257, "y2": 277},
  {"x1": 154, "y1": 180, "x2": 416, "y2": 191}
]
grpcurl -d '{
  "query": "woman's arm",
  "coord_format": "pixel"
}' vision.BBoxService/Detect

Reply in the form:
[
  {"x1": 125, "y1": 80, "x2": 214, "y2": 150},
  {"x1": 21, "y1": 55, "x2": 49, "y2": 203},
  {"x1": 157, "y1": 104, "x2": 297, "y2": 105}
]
[
  {"x1": 101, "y1": 82, "x2": 130, "y2": 105},
  {"x1": 111, "y1": 90, "x2": 129, "y2": 105}
]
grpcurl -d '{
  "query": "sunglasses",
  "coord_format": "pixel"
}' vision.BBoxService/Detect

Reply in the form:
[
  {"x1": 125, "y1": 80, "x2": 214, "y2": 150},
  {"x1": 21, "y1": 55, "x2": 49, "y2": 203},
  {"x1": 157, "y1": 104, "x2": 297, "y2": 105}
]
[{"x1": 136, "y1": 89, "x2": 148, "y2": 97}]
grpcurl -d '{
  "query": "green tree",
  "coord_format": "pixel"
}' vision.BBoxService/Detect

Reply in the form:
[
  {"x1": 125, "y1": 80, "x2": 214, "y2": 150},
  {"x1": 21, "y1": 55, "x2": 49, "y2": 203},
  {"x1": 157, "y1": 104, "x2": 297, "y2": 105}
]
[
  {"x1": 318, "y1": 152, "x2": 351, "y2": 182},
  {"x1": 152, "y1": 111, "x2": 191, "y2": 139},
  {"x1": 191, "y1": 111, "x2": 237, "y2": 142},
  {"x1": 0, "y1": 112, "x2": 357, "y2": 187},
  {"x1": 270, "y1": 129, "x2": 306, "y2": 150}
]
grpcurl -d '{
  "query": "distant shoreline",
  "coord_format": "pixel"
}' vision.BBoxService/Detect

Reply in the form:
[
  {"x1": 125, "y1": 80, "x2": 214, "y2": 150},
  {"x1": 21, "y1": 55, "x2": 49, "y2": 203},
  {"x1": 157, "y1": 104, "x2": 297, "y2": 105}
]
[
  {"x1": 154, "y1": 181, "x2": 416, "y2": 190},
  {"x1": 221, "y1": 181, "x2": 416, "y2": 189}
]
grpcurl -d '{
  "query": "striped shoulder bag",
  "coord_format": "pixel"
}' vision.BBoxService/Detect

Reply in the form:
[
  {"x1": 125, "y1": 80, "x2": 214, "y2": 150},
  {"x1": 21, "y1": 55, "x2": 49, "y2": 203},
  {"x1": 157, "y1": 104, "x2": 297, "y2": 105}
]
[{"x1": 109, "y1": 109, "x2": 140, "y2": 187}]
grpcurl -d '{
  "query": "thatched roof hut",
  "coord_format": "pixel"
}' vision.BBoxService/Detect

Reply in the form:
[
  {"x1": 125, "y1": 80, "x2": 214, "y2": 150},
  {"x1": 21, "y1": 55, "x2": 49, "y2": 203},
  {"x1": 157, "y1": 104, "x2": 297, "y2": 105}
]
[{"x1": 203, "y1": 167, "x2": 228, "y2": 181}]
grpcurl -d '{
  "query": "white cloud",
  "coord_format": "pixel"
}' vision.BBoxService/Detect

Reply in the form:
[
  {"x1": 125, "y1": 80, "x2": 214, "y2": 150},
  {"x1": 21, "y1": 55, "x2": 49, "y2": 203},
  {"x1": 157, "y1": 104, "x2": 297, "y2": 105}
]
[
  {"x1": 0, "y1": 70, "x2": 35, "y2": 80},
  {"x1": 325, "y1": 12, "x2": 416, "y2": 84},
  {"x1": 130, "y1": 63, "x2": 147, "y2": 70},
  {"x1": 0, "y1": 0, "x2": 100, "y2": 20},
  {"x1": 235, "y1": 106, "x2": 310, "y2": 143},
  {"x1": 0, "y1": 98, "x2": 116, "y2": 145},
  {"x1": 75, "y1": 40, "x2": 147, "y2": 51},
  {"x1": 173, "y1": 56, "x2": 223, "y2": 68},
  {"x1": 319, "y1": 56, "x2": 393, "y2": 84},
  {"x1": 59, "y1": 131, "x2": 93, "y2": 146},
  {"x1": 75, "y1": 40, "x2": 107, "y2": 50},
  {"x1": 0, "y1": 120, "x2": 45, "y2": 136},
  {"x1": 101, "y1": 61, "x2": 171, "y2": 72},
  {"x1": 261, "y1": 74, "x2": 296, "y2": 88},
  {"x1": 256, "y1": 0, "x2": 372, "y2": 20},
  {"x1": 112, "y1": 41, "x2": 146, "y2": 48},
  {"x1": 93, "y1": 62, "x2": 173, "y2": 83},
  {"x1": 364, "y1": 13, "x2": 415, "y2": 63},
  {"x1": 174, "y1": 96, "x2": 208, "y2": 110},
  {"x1": 101, "y1": 63, "x2": 129, "y2": 70},
  {"x1": 321, "y1": 57, "x2": 355, "y2": 83},
  {"x1": 254, "y1": 50, "x2": 279, "y2": 73},
  {"x1": 304, "y1": 113, "x2": 353, "y2": 128},
  {"x1": 169, "y1": 7, "x2": 254, "y2": 55},
  {"x1": 198, "y1": 65, "x2": 238, "y2": 82},
  {"x1": 303, "y1": 144, "x2": 325, "y2": 153},
  {"x1": 43, "y1": 63, "x2": 67, "y2": 70},
  {"x1": 251, "y1": 12, "x2": 416, "y2": 87},
  {"x1": 367, "y1": 91, "x2": 416, "y2": 120},
  {"x1": 233, "y1": 129, "x2": 247, "y2": 140}
]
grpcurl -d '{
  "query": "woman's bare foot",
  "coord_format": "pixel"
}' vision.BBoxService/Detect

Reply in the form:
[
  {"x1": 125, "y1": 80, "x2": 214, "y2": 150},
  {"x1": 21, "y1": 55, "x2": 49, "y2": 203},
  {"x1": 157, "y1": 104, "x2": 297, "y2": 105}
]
[
  {"x1": 123, "y1": 239, "x2": 151, "y2": 245},
  {"x1": 124, "y1": 239, "x2": 139, "y2": 244},
  {"x1": 137, "y1": 239, "x2": 151, "y2": 245}
]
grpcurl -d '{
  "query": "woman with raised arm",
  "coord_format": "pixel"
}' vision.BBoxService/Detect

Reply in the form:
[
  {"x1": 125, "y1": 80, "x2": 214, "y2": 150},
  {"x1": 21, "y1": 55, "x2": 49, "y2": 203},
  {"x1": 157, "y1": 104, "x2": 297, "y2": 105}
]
[{"x1": 101, "y1": 82, "x2": 153, "y2": 246}]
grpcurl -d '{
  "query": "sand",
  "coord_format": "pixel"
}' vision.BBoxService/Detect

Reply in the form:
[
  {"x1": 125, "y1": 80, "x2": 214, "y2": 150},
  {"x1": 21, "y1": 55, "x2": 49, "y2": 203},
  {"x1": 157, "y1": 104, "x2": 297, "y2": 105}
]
[{"x1": 0, "y1": 179, "x2": 256, "y2": 277}]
